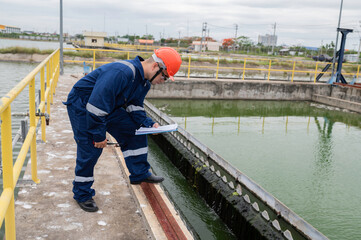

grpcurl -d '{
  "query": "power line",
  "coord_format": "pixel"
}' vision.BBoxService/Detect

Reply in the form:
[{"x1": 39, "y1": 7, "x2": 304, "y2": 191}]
[{"x1": 207, "y1": 23, "x2": 234, "y2": 29}]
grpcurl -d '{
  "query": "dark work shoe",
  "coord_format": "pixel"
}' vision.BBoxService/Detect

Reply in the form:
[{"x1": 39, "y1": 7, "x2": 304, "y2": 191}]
[
  {"x1": 77, "y1": 198, "x2": 99, "y2": 212},
  {"x1": 130, "y1": 174, "x2": 164, "y2": 185}
]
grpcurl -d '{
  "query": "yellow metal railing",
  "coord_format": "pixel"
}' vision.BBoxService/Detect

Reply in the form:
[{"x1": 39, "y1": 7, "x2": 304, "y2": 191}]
[
  {"x1": 0, "y1": 49, "x2": 60, "y2": 239},
  {"x1": 64, "y1": 48, "x2": 360, "y2": 82}
]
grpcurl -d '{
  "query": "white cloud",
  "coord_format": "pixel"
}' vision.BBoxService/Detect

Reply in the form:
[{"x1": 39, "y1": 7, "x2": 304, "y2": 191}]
[{"x1": 0, "y1": 0, "x2": 360, "y2": 49}]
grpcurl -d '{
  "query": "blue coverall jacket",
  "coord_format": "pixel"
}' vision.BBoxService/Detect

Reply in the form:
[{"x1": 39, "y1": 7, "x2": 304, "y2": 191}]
[{"x1": 64, "y1": 56, "x2": 155, "y2": 202}]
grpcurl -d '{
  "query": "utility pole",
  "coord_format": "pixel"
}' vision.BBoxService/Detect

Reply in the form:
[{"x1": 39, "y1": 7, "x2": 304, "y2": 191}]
[
  {"x1": 331, "y1": 0, "x2": 344, "y2": 76},
  {"x1": 357, "y1": 37, "x2": 361, "y2": 63},
  {"x1": 178, "y1": 31, "x2": 181, "y2": 48},
  {"x1": 145, "y1": 25, "x2": 148, "y2": 47},
  {"x1": 59, "y1": 0, "x2": 63, "y2": 75},
  {"x1": 358, "y1": 21, "x2": 361, "y2": 63},
  {"x1": 271, "y1": 22, "x2": 276, "y2": 54},
  {"x1": 187, "y1": 19, "x2": 189, "y2": 37},
  {"x1": 234, "y1": 24, "x2": 238, "y2": 51},
  {"x1": 200, "y1": 22, "x2": 207, "y2": 52}
]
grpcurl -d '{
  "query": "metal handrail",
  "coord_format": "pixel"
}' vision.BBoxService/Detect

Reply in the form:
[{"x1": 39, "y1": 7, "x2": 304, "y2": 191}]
[
  {"x1": 63, "y1": 47, "x2": 360, "y2": 83},
  {"x1": 0, "y1": 49, "x2": 60, "y2": 239},
  {"x1": 144, "y1": 100, "x2": 329, "y2": 240}
]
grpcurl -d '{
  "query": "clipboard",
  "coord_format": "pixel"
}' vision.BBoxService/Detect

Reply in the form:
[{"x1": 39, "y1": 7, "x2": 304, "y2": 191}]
[{"x1": 135, "y1": 124, "x2": 178, "y2": 135}]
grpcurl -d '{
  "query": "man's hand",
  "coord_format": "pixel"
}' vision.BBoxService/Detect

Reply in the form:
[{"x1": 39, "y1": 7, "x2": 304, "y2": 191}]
[
  {"x1": 94, "y1": 139, "x2": 107, "y2": 148},
  {"x1": 152, "y1": 123, "x2": 159, "y2": 135}
]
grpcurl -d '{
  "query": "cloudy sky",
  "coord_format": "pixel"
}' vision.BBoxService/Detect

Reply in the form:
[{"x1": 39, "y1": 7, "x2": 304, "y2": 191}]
[{"x1": 1, "y1": 0, "x2": 360, "y2": 49}]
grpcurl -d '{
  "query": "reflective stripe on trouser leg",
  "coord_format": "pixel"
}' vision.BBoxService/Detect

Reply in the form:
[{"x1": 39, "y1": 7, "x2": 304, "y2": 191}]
[
  {"x1": 106, "y1": 107, "x2": 151, "y2": 182},
  {"x1": 73, "y1": 142, "x2": 102, "y2": 202},
  {"x1": 122, "y1": 138, "x2": 151, "y2": 182}
]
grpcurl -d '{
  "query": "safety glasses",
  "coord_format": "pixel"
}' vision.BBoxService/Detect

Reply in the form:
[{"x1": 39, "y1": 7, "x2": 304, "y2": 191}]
[{"x1": 158, "y1": 63, "x2": 169, "y2": 81}]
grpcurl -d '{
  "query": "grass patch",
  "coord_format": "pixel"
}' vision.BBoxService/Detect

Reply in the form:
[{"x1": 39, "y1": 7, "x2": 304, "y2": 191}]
[{"x1": 0, "y1": 46, "x2": 53, "y2": 54}]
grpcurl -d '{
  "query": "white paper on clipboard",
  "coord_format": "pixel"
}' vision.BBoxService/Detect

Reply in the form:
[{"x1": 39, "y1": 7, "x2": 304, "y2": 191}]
[{"x1": 135, "y1": 124, "x2": 178, "y2": 135}]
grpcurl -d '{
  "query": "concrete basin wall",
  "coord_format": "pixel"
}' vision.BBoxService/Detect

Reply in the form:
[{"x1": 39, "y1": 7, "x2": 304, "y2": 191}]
[{"x1": 147, "y1": 78, "x2": 361, "y2": 113}]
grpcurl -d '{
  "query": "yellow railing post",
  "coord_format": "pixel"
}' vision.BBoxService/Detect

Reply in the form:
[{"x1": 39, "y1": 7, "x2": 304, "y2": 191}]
[
  {"x1": 53, "y1": 53, "x2": 57, "y2": 96},
  {"x1": 49, "y1": 57, "x2": 52, "y2": 78},
  {"x1": 29, "y1": 77, "x2": 40, "y2": 184},
  {"x1": 54, "y1": 51, "x2": 59, "y2": 88},
  {"x1": 216, "y1": 57, "x2": 220, "y2": 79},
  {"x1": 242, "y1": 58, "x2": 247, "y2": 80},
  {"x1": 291, "y1": 61, "x2": 296, "y2": 82},
  {"x1": 127, "y1": 51, "x2": 130, "y2": 60},
  {"x1": 46, "y1": 62, "x2": 51, "y2": 115},
  {"x1": 50, "y1": 61, "x2": 54, "y2": 105},
  {"x1": 1, "y1": 106, "x2": 16, "y2": 239},
  {"x1": 187, "y1": 56, "x2": 191, "y2": 79},
  {"x1": 40, "y1": 66, "x2": 46, "y2": 142},
  {"x1": 314, "y1": 62, "x2": 319, "y2": 83},
  {"x1": 267, "y1": 59, "x2": 272, "y2": 81},
  {"x1": 93, "y1": 50, "x2": 96, "y2": 70},
  {"x1": 51, "y1": 55, "x2": 55, "y2": 100},
  {"x1": 56, "y1": 51, "x2": 60, "y2": 86},
  {"x1": 356, "y1": 65, "x2": 360, "y2": 79}
]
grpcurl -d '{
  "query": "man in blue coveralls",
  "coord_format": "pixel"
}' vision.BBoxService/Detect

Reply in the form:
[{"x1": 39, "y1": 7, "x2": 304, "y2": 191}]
[{"x1": 64, "y1": 47, "x2": 182, "y2": 212}]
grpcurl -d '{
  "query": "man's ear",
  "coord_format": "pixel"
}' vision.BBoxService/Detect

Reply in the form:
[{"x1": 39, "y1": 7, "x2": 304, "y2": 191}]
[{"x1": 151, "y1": 62, "x2": 158, "y2": 71}]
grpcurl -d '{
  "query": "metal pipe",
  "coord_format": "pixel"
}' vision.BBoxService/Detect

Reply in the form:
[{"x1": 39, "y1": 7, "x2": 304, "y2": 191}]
[
  {"x1": 60, "y1": 0, "x2": 64, "y2": 75},
  {"x1": 331, "y1": 0, "x2": 344, "y2": 76},
  {"x1": 336, "y1": 28, "x2": 353, "y2": 82}
]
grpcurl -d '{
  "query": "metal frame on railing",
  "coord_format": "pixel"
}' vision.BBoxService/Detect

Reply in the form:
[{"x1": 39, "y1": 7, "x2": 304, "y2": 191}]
[
  {"x1": 63, "y1": 47, "x2": 360, "y2": 83},
  {"x1": 144, "y1": 100, "x2": 329, "y2": 240},
  {"x1": 0, "y1": 49, "x2": 60, "y2": 239}
]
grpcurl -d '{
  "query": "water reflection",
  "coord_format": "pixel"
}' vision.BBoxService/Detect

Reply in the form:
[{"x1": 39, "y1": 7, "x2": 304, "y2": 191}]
[
  {"x1": 314, "y1": 117, "x2": 334, "y2": 166},
  {"x1": 312, "y1": 117, "x2": 335, "y2": 194},
  {"x1": 149, "y1": 99, "x2": 361, "y2": 240}
]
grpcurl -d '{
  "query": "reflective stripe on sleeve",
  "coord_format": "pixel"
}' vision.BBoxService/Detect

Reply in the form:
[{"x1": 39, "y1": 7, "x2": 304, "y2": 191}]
[
  {"x1": 74, "y1": 176, "x2": 94, "y2": 182},
  {"x1": 122, "y1": 147, "x2": 148, "y2": 158},
  {"x1": 126, "y1": 105, "x2": 145, "y2": 113},
  {"x1": 118, "y1": 60, "x2": 136, "y2": 79},
  {"x1": 86, "y1": 103, "x2": 108, "y2": 116}
]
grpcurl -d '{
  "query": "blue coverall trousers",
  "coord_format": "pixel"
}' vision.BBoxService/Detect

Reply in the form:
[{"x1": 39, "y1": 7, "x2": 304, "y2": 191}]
[{"x1": 65, "y1": 93, "x2": 151, "y2": 202}]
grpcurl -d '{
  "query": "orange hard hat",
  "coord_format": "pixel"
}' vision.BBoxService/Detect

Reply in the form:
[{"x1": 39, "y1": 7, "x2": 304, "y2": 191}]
[{"x1": 153, "y1": 47, "x2": 182, "y2": 81}]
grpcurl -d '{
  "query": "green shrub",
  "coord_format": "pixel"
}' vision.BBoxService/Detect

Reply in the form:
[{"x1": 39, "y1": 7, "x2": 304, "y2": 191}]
[{"x1": 0, "y1": 46, "x2": 53, "y2": 54}]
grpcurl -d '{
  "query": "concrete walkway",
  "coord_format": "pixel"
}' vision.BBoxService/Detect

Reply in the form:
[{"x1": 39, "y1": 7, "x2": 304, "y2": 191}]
[{"x1": 14, "y1": 74, "x2": 152, "y2": 239}]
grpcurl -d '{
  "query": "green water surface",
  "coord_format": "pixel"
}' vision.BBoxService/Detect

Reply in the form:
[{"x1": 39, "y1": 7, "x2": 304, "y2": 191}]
[{"x1": 149, "y1": 99, "x2": 361, "y2": 240}]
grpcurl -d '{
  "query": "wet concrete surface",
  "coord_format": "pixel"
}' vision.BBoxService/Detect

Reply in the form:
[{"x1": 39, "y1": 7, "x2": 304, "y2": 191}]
[{"x1": 14, "y1": 74, "x2": 152, "y2": 240}]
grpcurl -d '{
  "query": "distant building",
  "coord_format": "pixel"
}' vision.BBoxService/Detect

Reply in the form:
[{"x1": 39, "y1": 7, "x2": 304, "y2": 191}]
[
  {"x1": 83, "y1": 31, "x2": 107, "y2": 47},
  {"x1": 192, "y1": 41, "x2": 222, "y2": 52},
  {"x1": 344, "y1": 54, "x2": 359, "y2": 62},
  {"x1": 279, "y1": 48, "x2": 290, "y2": 55},
  {"x1": 0, "y1": 24, "x2": 21, "y2": 34},
  {"x1": 258, "y1": 34, "x2": 277, "y2": 47},
  {"x1": 305, "y1": 46, "x2": 319, "y2": 51},
  {"x1": 117, "y1": 37, "x2": 130, "y2": 43},
  {"x1": 135, "y1": 39, "x2": 154, "y2": 45},
  {"x1": 23, "y1": 30, "x2": 35, "y2": 35}
]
